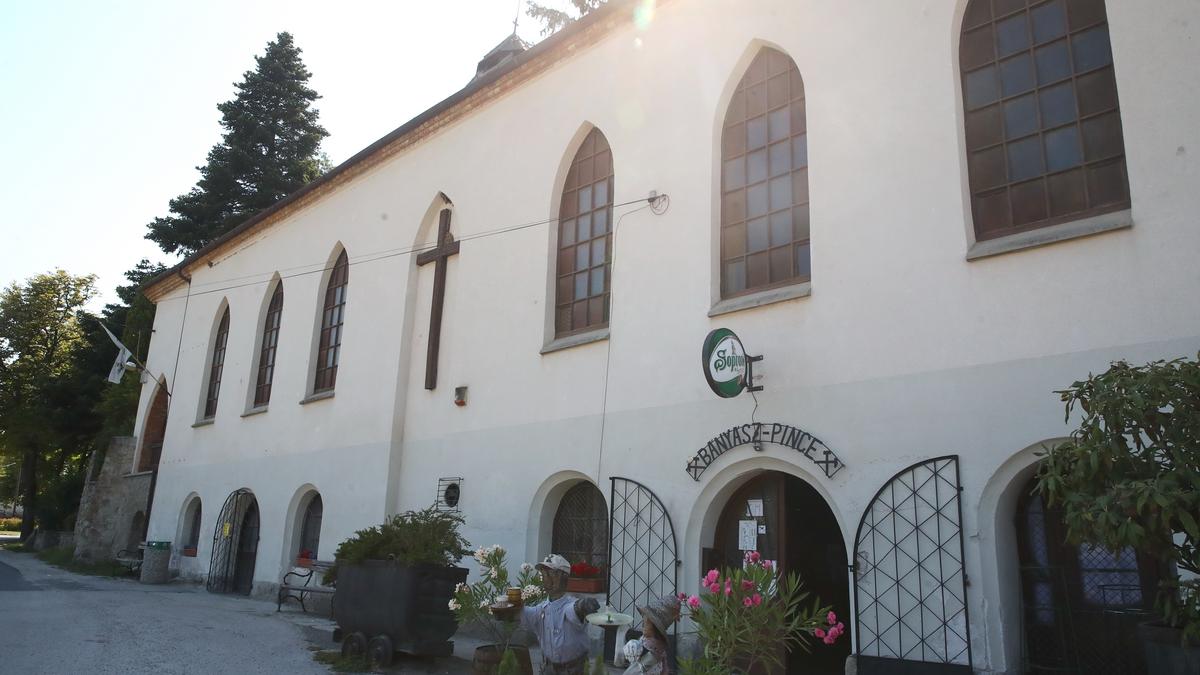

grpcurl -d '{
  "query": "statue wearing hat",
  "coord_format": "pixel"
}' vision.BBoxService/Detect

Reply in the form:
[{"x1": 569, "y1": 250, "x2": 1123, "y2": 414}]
[
  {"x1": 621, "y1": 595, "x2": 680, "y2": 675},
  {"x1": 520, "y1": 554, "x2": 601, "y2": 675}
]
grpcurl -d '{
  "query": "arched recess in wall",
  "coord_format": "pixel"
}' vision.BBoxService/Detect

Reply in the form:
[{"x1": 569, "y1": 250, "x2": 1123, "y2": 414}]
[
  {"x1": 525, "y1": 471, "x2": 604, "y2": 564},
  {"x1": 976, "y1": 438, "x2": 1160, "y2": 674},
  {"x1": 246, "y1": 273, "x2": 284, "y2": 410},
  {"x1": 307, "y1": 245, "x2": 349, "y2": 395},
  {"x1": 174, "y1": 493, "x2": 203, "y2": 557},
  {"x1": 712, "y1": 41, "x2": 811, "y2": 303},
  {"x1": 137, "y1": 377, "x2": 170, "y2": 473},
  {"x1": 281, "y1": 484, "x2": 323, "y2": 568}
]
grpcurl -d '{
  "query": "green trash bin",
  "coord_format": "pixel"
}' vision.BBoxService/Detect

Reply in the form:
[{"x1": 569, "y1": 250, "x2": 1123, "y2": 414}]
[{"x1": 140, "y1": 541, "x2": 172, "y2": 584}]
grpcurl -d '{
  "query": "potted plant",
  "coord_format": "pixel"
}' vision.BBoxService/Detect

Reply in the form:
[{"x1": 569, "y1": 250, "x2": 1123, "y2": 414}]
[
  {"x1": 1036, "y1": 355, "x2": 1200, "y2": 674},
  {"x1": 326, "y1": 508, "x2": 472, "y2": 663},
  {"x1": 680, "y1": 551, "x2": 844, "y2": 675},
  {"x1": 450, "y1": 544, "x2": 545, "y2": 675},
  {"x1": 566, "y1": 561, "x2": 604, "y2": 594}
]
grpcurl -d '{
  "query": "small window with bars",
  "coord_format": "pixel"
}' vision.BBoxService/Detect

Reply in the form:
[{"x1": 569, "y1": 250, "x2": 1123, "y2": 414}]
[{"x1": 551, "y1": 483, "x2": 608, "y2": 572}]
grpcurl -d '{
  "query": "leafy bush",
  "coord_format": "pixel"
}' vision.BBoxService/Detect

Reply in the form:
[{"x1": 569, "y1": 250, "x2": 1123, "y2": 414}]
[
  {"x1": 0, "y1": 517, "x2": 22, "y2": 532},
  {"x1": 324, "y1": 507, "x2": 470, "y2": 585},
  {"x1": 1037, "y1": 354, "x2": 1200, "y2": 642}
]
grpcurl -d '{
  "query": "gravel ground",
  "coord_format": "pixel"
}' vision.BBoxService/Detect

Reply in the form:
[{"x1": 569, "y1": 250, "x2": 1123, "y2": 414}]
[{"x1": 0, "y1": 542, "x2": 329, "y2": 675}]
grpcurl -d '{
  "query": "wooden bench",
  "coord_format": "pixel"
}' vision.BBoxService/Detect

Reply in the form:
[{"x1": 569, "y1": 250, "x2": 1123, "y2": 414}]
[
  {"x1": 277, "y1": 560, "x2": 335, "y2": 613},
  {"x1": 115, "y1": 548, "x2": 143, "y2": 575}
]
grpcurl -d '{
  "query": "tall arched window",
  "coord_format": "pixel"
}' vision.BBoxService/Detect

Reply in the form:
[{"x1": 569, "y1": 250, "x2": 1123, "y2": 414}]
[
  {"x1": 298, "y1": 494, "x2": 323, "y2": 561},
  {"x1": 254, "y1": 283, "x2": 283, "y2": 407},
  {"x1": 314, "y1": 251, "x2": 348, "y2": 393},
  {"x1": 181, "y1": 497, "x2": 202, "y2": 556},
  {"x1": 203, "y1": 307, "x2": 230, "y2": 419},
  {"x1": 555, "y1": 128, "x2": 613, "y2": 337},
  {"x1": 551, "y1": 482, "x2": 608, "y2": 570},
  {"x1": 721, "y1": 47, "x2": 810, "y2": 298},
  {"x1": 961, "y1": 0, "x2": 1128, "y2": 240}
]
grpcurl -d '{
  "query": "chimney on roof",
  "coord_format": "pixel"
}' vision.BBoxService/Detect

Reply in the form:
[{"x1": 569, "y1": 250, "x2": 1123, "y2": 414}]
[{"x1": 472, "y1": 34, "x2": 528, "y2": 83}]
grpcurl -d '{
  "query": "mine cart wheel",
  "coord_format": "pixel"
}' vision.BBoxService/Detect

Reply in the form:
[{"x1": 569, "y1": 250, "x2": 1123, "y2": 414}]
[
  {"x1": 367, "y1": 635, "x2": 395, "y2": 667},
  {"x1": 341, "y1": 631, "x2": 368, "y2": 659}
]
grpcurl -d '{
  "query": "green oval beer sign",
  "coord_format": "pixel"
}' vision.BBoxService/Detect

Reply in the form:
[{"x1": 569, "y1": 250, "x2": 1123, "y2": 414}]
[{"x1": 702, "y1": 328, "x2": 749, "y2": 398}]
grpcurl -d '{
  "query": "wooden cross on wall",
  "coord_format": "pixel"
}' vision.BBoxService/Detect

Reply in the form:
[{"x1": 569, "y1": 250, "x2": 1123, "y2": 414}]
[{"x1": 415, "y1": 208, "x2": 459, "y2": 390}]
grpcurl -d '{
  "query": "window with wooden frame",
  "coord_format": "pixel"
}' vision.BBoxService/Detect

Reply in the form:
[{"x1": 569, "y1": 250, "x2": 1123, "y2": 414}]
[
  {"x1": 314, "y1": 251, "x2": 348, "y2": 393},
  {"x1": 203, "y1": 307, "x2": 230, "y2": 419},
  {"x1": 961, "y1": 0, "x2": 1128, "y2": 241},
  {"x1": 555, "y1": 128, "x2": 613, "y2": 337},
  {"x1": 721, "y1": 48, "x2": 810, "y2": 299},
  {"x1": 551, "y1": 482, "x2": 608, "y2": 571},
  {"x1": 253, "y1": 283, "x2": 283, "y2": 407}
]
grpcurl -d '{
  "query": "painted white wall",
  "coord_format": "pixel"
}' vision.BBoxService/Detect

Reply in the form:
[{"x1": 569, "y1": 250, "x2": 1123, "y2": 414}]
[{"x1": 134, "y1": 1, "x2": 1200, "y2": 671}]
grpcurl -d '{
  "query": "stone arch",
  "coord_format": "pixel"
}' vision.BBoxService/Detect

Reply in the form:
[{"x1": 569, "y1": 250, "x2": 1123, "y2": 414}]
[
  {"x1": 973, "y1": 438, "x2": 1067, "y2": 675},
  {"x1": 136, "y1": 377, "x2": 169, "y2": 473},
  {"x1": 280, "y1": 483, "x2": 323, "y2": 569},
  {"x1": 524, "y1": 470, "x2": 605, "y2": 564},
  {"x1": 174, "y1": 492, "x2": 203, "y2": 556}
]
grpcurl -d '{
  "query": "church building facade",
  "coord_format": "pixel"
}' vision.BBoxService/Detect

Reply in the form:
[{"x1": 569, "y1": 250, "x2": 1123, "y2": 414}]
[{"x1": 131, "y1": 1, "x2": 1199, "y2": 672}]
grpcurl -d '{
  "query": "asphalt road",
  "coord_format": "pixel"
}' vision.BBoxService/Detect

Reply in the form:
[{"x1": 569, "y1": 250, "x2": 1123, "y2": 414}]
[{"x1": 0, "y1": 543, "x2": 330, "y2": 675}]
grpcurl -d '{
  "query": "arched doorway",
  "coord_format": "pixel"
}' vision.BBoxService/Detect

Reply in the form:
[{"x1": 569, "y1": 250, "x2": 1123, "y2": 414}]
[
  {"x1": 709, "y1": 471, "x2": 851, "y2": 674},
  {"x1": 1013, "y1": 474, "x2": 1160, "y2": 674},
  {"x1": 207, "y1": 489, "x2": 259, "y2": 595},
  {"x1": 138, "y1": 383, "x2": 168, "y2": 473}
]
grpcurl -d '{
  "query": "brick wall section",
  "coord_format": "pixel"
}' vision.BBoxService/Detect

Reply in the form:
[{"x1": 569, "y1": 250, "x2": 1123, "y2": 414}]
[{"x1": 73, "y1": 437, "x2": 152, "y2": 562}]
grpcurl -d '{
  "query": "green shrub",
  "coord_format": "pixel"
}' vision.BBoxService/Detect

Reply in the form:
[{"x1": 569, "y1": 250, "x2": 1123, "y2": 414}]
[
  {"x1": 0, "y1": 517, "x2": 22, "y2": 532},
  {"x1": 324, "y1": 507, "x2": 470, "y2": 585}
]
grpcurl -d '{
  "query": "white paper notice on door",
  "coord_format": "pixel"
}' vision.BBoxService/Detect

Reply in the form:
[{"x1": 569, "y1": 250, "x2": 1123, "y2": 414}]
[
  {"x1": 738, "y1": 520, "x2": 758, "y2": 551},
  {"x1": 747, "y1": 499, "x2": 764, "y2": 517}
]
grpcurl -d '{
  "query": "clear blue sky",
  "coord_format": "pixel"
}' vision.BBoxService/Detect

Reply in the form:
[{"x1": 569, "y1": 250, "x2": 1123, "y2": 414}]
[{"x1": 0, "y1": 1, "x2": 571, "y2": 308}]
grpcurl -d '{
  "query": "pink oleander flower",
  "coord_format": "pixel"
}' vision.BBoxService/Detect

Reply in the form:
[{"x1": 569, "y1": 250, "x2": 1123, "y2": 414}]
[
  {"x1": 678, "y1": 592, "x2": 687, "y2": 601},
  {"x1": 814, "y1": 628, "x2": 826, "y2": 639},
  {"x1": 687, "y1": 595, "x2": 701, "y2": 610},
  {"x1": 751, "y1": 593, "x2": 763, "y2": 606},
  {"x1": 743, "y1": 550, "x2": 761, "y2": 563},
  {"x1": 827, "y1": 611, "x2": 837, "y2": 625},
  {"x1": 743, "y1": 596, "x2": 753, "y2": 607},
  {"x1": 704, "y1": 569, "x2": 720, "y2": 585},
  {"x1": 761, "y1": 560, "x2": 773, "y2": 571},
  {"x1": 724, "y1": 579, "x2": 733, "y2": 596},
  {"x1": 823, "y1": 635, "x2": 836, "y2": 645},
  {"x1": 741, "y1": 579, "x2": 755, "y2": 591},
  {"x1": 707, "y1": 583, "x2": 720, "y2": 594}
]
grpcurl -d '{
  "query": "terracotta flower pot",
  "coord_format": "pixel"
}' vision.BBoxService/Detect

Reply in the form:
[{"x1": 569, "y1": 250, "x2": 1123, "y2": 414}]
[{"x1": 566, "y1": 576, "x2": 605, "y2": 594}]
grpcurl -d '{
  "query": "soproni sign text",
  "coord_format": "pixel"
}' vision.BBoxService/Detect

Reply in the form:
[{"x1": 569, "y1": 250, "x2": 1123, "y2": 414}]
[{"x1": 686, "y1": 422, "x2": 845, "y2": 480}]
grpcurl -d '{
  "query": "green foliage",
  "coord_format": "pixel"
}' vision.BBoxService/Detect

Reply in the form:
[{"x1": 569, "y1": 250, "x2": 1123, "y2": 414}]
[
  {"x1": 680, "y1": 554, "x2": 842, "y2": 675},
  {"x1": 312, "y1": 650, "x2": 372, "y2": 673},
  {"x1": 497, "y1": 647, "x2": 520, "y2": 675},
  {"x1": 591, "y1": 653, "x2": 605, "y2": 675},
  {"x1": 325, "y1": 507, "x2": 470, "y2": 585},
  {"x1": 146, "y1": 32, "x2": 329, "y2": 256},
  {"x1": 0, "y1": 516, "x2": 21, "y2": 532},
  {"x1": 36, "y1": 546, "x2": 128, "y2": 577},
  {"x1": 450, "y1": 545, "x2": 544, "y2": 652},
  {"x1": 526, "y1": 0, "x2": 605, "y2": 36},
  {"x1": 1036, "y1": 354, "x2": 1200, "y2": 641}
]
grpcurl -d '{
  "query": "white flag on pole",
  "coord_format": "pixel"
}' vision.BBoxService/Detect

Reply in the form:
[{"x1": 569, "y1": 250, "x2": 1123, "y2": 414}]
[{"x1": 99, "y1": 322, "x2": 135, "y2": 384}]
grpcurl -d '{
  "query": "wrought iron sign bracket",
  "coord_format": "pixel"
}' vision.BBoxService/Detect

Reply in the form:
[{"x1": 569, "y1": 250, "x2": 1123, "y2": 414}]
[{"x1": 744, "y1": 354, "x2": 763, "y2": 393}]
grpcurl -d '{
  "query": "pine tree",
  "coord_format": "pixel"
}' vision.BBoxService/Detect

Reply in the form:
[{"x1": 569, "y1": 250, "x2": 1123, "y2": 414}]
[
  {"x1": 526, "y1": 0, "x2": 606, "y2": 36},
  {"x1": 146, "y1": 32, "x2": 329, "y2": 256}
]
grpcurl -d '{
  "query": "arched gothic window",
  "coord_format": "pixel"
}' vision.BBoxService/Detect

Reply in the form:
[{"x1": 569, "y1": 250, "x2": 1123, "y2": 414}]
[
  {"x1": 555, "y1": 128, "x2": 613, "y2": 337},
  {"x1": 203, "y1": 307, "x2": 230, "y2": 419},
  {"x1": 254, "y1": 283, "x2": 283, "y2": 407},
  {"x1": 299, "y1": 494, "x2": 323, "y2": 560},
  {"x1": 721, "y1": 47, "x2": 810, "y2": 298},
  {"x1": 551, "y1": 482, "x2": 608, "y2": 570},
  {"x1": 314, "y1": 251, "x2": 348, "y2": 393},
  {"x1": 960, "y1": 0, "x2": 1128, "y2": 240}
]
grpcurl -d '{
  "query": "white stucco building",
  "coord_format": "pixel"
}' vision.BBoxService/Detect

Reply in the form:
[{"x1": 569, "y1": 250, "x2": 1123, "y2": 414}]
[{"x1": 129, "y1": 1, "x2": 1199, "y2": 672}]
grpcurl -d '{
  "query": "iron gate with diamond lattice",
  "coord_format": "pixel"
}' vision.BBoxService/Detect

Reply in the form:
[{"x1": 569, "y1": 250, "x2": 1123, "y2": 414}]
[
  {"x1": 606, "y1": 477, "x2": 679, "y2": 618},
  {"x1": 206, "y1": 488, "x2": 256, "y2": 594},
  {"x1": 853, "y1": 456, "x2": 972, "y2": 674}
]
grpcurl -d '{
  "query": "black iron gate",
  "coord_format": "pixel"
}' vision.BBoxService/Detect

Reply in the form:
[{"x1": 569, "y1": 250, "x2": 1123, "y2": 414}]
[
  {"x1": 853, "y1": 456, "x2": 972, "y2": 673},
  {"x1": 207, "y1": 488, "x2": 257, "y2": 594},
  {"x1": 606, "y1": 477, "x2": 679, "y2": 618}
]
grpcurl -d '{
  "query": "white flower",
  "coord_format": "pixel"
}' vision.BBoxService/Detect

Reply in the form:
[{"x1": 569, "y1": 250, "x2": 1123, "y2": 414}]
[
  {"x1": 521, "y1": 584, "x2": 544, "y2": 601},
  {"x1": 520, "y1": 563, "x2": 533, "y2": 574},
  {"x1": 448, "y1": 599, "x2": 461, "y2": 611},
  {"x1": 479, "y1": 600, "x2": 489, "y2": 609},
  {"x1": 454, "y1": 583, "x2": 469, "y2": 594},
  {"x1": 491, "y1": 544, "x2": 505, "y2": 555}
]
